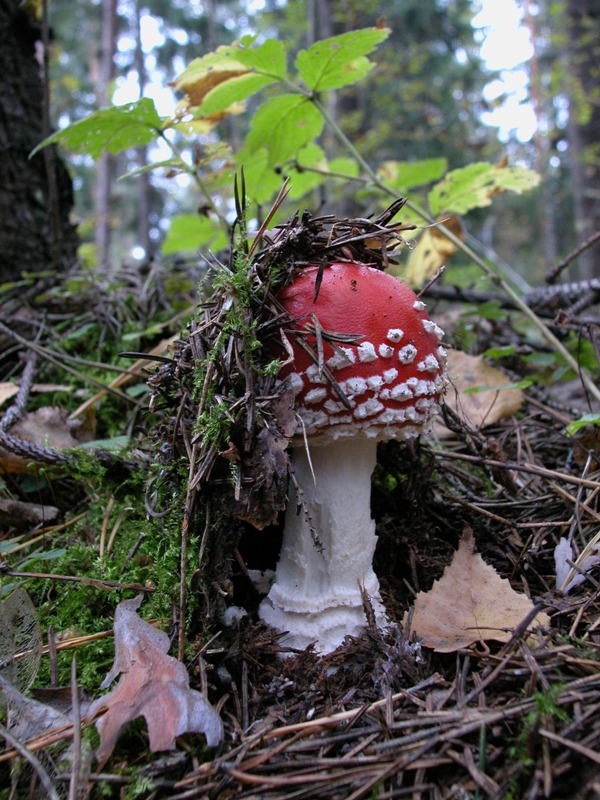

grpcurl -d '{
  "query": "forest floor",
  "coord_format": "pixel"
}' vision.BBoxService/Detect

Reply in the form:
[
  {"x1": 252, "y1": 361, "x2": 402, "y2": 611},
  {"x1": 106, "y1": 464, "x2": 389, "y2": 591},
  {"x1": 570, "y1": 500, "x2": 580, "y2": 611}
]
[{"x1": 0, "y1": 248, "x2": 599, "y2": 800}]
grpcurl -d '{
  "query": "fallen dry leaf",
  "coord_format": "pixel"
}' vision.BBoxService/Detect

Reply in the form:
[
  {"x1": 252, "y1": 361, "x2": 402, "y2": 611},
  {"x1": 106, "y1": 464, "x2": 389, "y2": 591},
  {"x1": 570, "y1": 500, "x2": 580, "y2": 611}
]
[
  {"x1": 0, "y1": 588, "x2": 42, "y2": 692},
  {"x1": 0, "y1": 498, "x2": 59, "y2": 528},
  {"x1": 437, "y1": 350, "x2": 524, "y2": 437},
  {"x1": 0, "y1": 382, "x2": 19, "y2": 407},
  {"x1": 405, "y1": 528, "x2": 549, "y2": 653},
  {"x1": 0, "y1": 406, "x2": 96, "y2": 472},
  {"x1": 404, "y1": 214, "x2": 464, "y2": 287},
  {"x1": 0, "y1": 676, "x2": 72, "y2": 742},
  {"x1": 90, "y1": 596, "x2": 222, "y2": 767}
]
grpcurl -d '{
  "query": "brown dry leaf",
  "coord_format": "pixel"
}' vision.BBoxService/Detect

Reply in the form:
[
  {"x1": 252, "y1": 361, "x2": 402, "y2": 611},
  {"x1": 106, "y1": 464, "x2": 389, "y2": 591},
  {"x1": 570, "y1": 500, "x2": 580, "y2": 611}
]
[
  {"x1": 437, "y1": 350, "x2": 524, "y2": 436},
  {"x1": 0, "y1": 498, "x2": 59, "y2": 528},
  {"x1": 90, "y1": 596, "x2": 222, "y2": 767},
  {"x1": 0, "y1": 588, "x2": 41, "y2": 691},
  {"x1": 0, "y1": 382, "x2": 19, "y2": 407},
  {"x1": 405, "y1": 528, "x2": 550, "y2": 653},
  {"x1": 0, "y1": 406, "x2": 96, "y2": 472},
  {"x1": 172, "y1": 68, "x2": 248, "y2": 108},
  {"x1": 404, "y1": 214, "x2": 464, "y2": 287},
  {"x1": 234, "y1": 424, "x2": 289, "y2": 529}
]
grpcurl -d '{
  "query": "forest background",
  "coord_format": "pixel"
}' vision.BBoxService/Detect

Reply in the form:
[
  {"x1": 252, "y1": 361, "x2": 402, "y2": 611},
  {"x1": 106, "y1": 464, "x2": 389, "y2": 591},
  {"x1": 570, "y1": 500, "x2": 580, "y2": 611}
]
[
  {"x1": 6, "y1": 0, "x2": 598, "y2": 285},
  {"x1": 0, "y1": 0, "x2": 600, "y2": 798}
]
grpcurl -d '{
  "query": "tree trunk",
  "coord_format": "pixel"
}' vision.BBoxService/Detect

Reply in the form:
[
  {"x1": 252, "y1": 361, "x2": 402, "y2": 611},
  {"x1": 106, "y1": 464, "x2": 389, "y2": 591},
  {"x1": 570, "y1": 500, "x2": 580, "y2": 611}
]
[
  {"x1": 135, "y1": 0, "x2": 151, "y2": 259},
  {"x1": 565, "y1": 0, "x2": 600, "y2": 280},
  {"x1": 95, "y1": 0, "x2": 118, "y2": 268},
  {"x1": 0, "y1": 0, "x2": 78, "y2": 280},
  {"x1": 524, "y1": 0, "x2": 557, "y2": 274}
]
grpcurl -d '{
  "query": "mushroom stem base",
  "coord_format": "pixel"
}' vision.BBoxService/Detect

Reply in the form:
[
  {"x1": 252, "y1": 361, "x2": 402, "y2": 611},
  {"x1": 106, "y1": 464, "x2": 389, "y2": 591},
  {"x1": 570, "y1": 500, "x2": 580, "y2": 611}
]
[{"x1": 259, "y1": 437, "x2": 386, "y2": 655}]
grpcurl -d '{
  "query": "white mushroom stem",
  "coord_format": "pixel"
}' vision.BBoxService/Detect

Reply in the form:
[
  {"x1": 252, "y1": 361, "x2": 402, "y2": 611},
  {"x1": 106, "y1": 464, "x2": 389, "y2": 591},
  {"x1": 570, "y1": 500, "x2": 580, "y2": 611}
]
[{"x1": 259, "y1": 437, "x2": 386, "y2": 654}]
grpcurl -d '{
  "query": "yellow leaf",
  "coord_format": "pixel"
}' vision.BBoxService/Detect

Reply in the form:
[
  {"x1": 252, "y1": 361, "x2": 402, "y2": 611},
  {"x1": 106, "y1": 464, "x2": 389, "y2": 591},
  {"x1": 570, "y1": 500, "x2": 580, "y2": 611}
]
[
  {"x1": 173, "y1": 68, "x2": 249, "y2": 108},
  {"x1": 436, "y1": 349, "x2": 524, "y2": 436},
  {"x1": 404, "y1": 214, "x2": 464, "y2": 287},
  {"x1": 0, "y1": 382, "x2": 19, "y2": 408},
  {"x1": 0, "y1": 407, "x2": 95, "y2": 473},
  {"x1": 405, "y1": 528, "x2": 549, "y2": 653}
]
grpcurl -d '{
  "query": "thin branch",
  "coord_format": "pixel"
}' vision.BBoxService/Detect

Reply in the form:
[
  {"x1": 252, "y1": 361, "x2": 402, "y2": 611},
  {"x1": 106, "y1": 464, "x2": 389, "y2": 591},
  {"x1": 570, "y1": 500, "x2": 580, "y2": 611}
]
[
  {"x1": 311, "y1": 97, "x2": 600, "y2": 405},
  {"x1": 0, "y1": 722, "x2": 62, "y2": 800}
]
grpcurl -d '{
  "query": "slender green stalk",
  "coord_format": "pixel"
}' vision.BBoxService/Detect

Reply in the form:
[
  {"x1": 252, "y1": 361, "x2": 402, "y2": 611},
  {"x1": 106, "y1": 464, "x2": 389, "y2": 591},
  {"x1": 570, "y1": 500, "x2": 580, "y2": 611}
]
[
  {"x1": 312, "y1": 97, "x2": 600, "y2": 404},
  {"x1": 158, "y1": 132, "x2": 230, "y2": 232}
]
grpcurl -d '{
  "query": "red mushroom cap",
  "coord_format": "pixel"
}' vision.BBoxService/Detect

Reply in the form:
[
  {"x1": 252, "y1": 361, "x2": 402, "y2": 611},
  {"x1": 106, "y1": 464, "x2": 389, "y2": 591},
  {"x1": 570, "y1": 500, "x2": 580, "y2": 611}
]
[{"x1": 277, "y1": 262, "x2": 447, "y2": 442}]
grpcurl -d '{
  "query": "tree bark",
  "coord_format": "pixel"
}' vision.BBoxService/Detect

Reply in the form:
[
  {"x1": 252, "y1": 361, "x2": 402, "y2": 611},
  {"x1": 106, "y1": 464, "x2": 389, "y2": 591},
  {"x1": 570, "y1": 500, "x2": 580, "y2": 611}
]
[
  {"x1": 524, "y1": 0, "x2": 557, "y2": 273},
  {"x1": 135, "y1": 0, "x2": 151, "y2": 259},
  {"x1": 0, "y1": 0, "x2": 78, "y2": 280},
  {"x1": 95, "y1": 0, "x2": 118, "y2": 268},
  {"x1": 565, "y1": 0, "x2": 600, "y2": 279}
]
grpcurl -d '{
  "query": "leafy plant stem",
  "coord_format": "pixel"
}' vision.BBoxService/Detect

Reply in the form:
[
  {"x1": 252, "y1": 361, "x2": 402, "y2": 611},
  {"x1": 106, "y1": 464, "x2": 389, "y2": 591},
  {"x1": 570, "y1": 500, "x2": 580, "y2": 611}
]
[
  {"x1": 313, "y1": 98, "x2": 600, "y2": 405},
  {"x1": 158, "y1": 132, "x2": 230, "y2": 232}
]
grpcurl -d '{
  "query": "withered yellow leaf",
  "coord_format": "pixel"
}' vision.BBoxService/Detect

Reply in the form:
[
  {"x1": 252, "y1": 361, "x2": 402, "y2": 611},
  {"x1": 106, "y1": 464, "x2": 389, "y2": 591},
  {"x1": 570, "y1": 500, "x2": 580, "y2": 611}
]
[
  {"x1": 437, "y1": 349, "x2": 524, "y2": 436},
  {"x1": 176, "y1": 69, "x2": 247, "y2": 107},
  {"x1": 404, "y1": 214, "x2": 464, "y2": 287},
  {"x1": 0, "y1": 382, "x2": 19, "y2": 408},
  {"x1": 405, "y1": 528, "x2": 549, "y2": 653},
  {"x1": 0, "y1": 407, "x2": 95, "y2": 473}
]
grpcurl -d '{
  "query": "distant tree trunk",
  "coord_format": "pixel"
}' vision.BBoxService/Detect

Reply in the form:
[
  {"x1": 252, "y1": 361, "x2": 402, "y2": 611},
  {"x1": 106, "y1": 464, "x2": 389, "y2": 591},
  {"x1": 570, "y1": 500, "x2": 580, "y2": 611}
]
[
  {"x1": 134, "y1": 0, "x2": 151, "y2": 259},
  {"x1": 565, "y1": 0, "x2": 600, "y2": 280},
  {"x1": 95, "y1": 0, "x2": 118, "y2": 268},
  {"x1": 0, "y1": 0, "x2": 78, "y2": 280},
  {"x1": 524, "y1": 0, "x2": 557, "y2": 274}
]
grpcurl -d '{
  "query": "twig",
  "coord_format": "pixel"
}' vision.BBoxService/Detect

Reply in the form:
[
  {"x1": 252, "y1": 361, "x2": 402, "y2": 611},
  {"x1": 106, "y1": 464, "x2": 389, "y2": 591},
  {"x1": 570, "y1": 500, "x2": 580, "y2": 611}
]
[
  {"x1": 311, "y1": 98, "x2": 600, "y2": 405},
  {"x1": 431, "y1": 449, "x2": 600, "y2": 490},
  {"x1": 539, "y1": 729, "x2": 600, "y2": 766},
  {"x1": 0, "y1": 321, "x2": 135, "y2": 405},
  {"x1": 0, "y1": 350, "x2": 37, "y2": 432},
  {"x1": 546, "y1": 230, "x2": 600, "y2": 284},
  {"x1": 0, "y1": 722, "x2": 62, "y2": 800},
  {"x1": 68, "y1": 655, "x2": 82, "y2": 800}
]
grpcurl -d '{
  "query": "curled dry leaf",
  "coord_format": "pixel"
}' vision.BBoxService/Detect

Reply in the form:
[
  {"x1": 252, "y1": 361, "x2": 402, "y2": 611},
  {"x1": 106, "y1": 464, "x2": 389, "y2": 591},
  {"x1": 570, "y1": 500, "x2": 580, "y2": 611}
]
[
  {"x1": 404, "y1": 213, "x2": 464, "y2": 287},
  {"x1": 0, "y1": 676, "x2": 72, "y2": 742},
  {"x1": 437, "y1": 350, "x2": 524, "y2": 437},
  {"x1": 0, "y1": 382, "x2": 19, "y2": 407},
  {"x1": 90, "y1": 595, "x2": 222, "y2": 767},
  {"x1": 0, "y1": 588, "x2": 42, "y2": 692},
  {"x1": 0, "y1": 406, "x2": 96, "y2": 472},
  {"x1": 555, "y1": 533, "x2": 600, "y2": 595},
  {"x1": 405, "y1": 528, "x2": 550, "y2": 653}
]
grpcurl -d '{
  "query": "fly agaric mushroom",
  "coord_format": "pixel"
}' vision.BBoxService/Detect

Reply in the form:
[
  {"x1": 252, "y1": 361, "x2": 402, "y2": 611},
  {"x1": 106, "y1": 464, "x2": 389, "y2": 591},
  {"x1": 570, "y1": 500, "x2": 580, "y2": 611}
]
[{"x1": 259, "y1": 262, "x2": 448, "y2": 654}]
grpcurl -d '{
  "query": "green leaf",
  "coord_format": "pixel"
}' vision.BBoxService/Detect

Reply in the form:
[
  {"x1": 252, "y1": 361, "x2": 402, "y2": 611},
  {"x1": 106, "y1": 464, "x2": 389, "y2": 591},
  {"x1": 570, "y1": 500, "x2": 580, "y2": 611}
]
[
  {"x1": 162, "y1": 214, "x2": 228, "y2": 256},
  {"x1": 378, "y1": 158, "x2": 448, "y2": 193},
  {"x1": 230, "y1": 36, "x2": 287, "y2": 78},
  {"x1": 172, "y1": 37, "x2": 286, "y2": 114},
  {"x1": 287, "y1": 144, "x2": 327, "y2": 199},
  {"x1": 566, "y1": 413, "x2": 600, "y2": 436},
  {"x1": 31, "y1": 99, "x2": 163, "y2": 159},
  {"x1": 245, "y1": 94, "x2": 324, "y2": 167},
  {"x1": 483, "y1": 345, "x2": 518, "y2": 359},
  {"x1": 463, "y1": 300, "x2": 506, "y2": 320},
  {"x1": 464, "y1": 379, "x2": 533, "y2": 394},
  {"x1": 118, "y1": 157, "x2": 186, "y2": 181},
  {"x1": 296, "y1": 27, "x2": 390, "y2": 91},
  {"x1": 235, "y1": 147, "x2": 283, "y2": 205},
  {"x1": 197, "y1": 73, "x2": 277, "y2": 116},
  {"x1": 75, "y1": 435, "x2": 130, "y2": 452},
  {"x1": 428, "y1": 162, "x2": 540, "y2": 216},
  {"x1": 20, "y1": 549, "x2": 67, "y2": 567},
  {"x1": 328, "y1": 157, "x2": 360, "y2": 178}
]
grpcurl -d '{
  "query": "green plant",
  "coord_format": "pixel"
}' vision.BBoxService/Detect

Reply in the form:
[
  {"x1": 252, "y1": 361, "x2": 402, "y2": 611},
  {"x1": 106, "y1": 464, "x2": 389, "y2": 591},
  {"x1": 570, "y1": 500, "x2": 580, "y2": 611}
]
[
  {"x1": 34, "y1": 27, "x2": 600, "y2": 405},
  {"x1": 505, "y1": 686, "x2": 569, "y2": 797}
]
